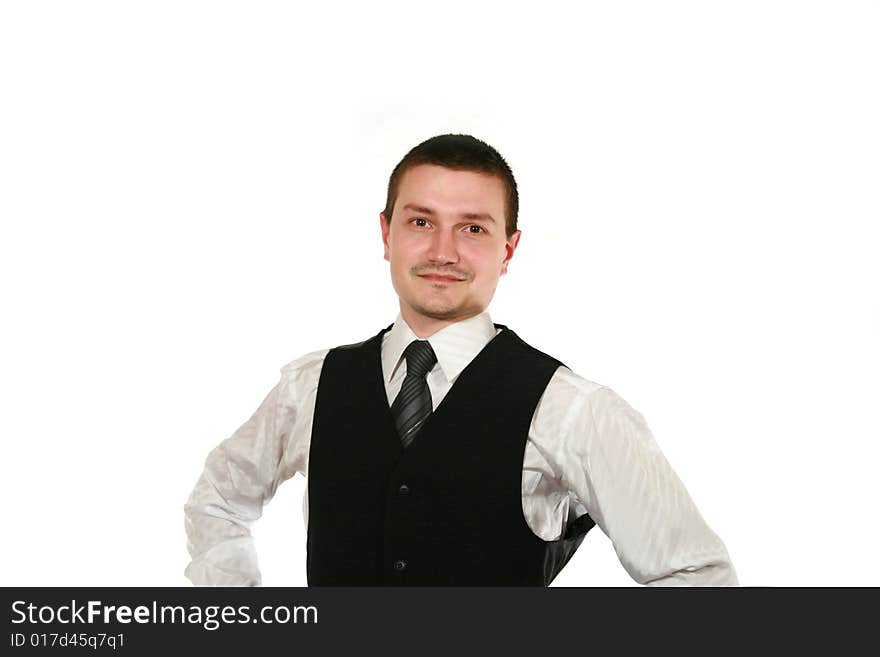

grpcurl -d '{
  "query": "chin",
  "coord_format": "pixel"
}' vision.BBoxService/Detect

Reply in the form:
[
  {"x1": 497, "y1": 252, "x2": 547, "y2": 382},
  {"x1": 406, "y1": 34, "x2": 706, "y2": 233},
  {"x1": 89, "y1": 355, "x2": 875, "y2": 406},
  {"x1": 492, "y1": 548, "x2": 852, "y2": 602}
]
[
  {"x1": 418, "y1": 299, "x2": 482, "y2": 321},
  {"x1": 421, "y1": 307, "x2": 459, "y2": 319},
  {"x1": 409, "y1": 302, "x2": 463, "y2": 320}
]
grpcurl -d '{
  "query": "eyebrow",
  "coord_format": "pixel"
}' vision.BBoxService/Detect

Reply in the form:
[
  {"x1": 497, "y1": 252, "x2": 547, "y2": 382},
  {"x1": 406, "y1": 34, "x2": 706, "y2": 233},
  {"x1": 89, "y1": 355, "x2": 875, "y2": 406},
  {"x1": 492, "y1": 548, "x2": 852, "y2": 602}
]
[{"x1": 402, "y1": 203, "x2": 496, "y2": 224}]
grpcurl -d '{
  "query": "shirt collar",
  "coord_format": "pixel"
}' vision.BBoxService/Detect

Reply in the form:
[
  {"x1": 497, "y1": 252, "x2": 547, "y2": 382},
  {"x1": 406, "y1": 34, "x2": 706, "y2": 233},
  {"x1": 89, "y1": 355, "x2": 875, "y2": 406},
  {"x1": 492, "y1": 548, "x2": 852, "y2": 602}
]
[{"x1": 382, "y1": 311, "x2": 498, "y2": 384}]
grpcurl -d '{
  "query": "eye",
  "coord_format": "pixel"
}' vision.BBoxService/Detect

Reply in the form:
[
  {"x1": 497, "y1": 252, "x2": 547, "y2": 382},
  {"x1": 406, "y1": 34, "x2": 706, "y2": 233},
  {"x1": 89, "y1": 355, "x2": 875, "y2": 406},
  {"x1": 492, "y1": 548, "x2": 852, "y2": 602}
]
[
  {"x1": 467, "y1": 225, "x2": 484, "y2": 234},
  {"x1": 411, "y1": 217, "x2": 429, "y2": 227}
]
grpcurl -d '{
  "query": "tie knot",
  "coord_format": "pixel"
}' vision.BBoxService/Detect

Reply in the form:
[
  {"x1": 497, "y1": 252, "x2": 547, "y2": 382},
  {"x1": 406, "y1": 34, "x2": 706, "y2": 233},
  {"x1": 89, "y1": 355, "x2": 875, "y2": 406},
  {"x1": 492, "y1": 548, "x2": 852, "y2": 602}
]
[{"x1": 403, "y1": 340, "x2": 437, "y2": 379}]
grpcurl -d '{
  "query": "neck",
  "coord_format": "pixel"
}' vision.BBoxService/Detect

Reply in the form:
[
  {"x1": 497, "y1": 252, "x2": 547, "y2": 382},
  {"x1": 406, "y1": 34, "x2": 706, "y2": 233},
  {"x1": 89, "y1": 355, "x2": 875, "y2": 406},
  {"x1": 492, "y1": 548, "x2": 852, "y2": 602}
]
[{"x1": 399, "y1": 303, "x2": 483, "y2": 339}]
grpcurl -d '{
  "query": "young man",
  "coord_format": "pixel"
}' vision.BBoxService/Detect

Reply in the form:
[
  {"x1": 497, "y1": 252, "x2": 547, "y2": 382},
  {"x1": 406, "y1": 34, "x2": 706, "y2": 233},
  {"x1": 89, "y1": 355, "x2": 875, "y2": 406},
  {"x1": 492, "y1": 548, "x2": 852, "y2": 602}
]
[{"x1": 184, "y1": 134, "x2": 738, "y2": 586}]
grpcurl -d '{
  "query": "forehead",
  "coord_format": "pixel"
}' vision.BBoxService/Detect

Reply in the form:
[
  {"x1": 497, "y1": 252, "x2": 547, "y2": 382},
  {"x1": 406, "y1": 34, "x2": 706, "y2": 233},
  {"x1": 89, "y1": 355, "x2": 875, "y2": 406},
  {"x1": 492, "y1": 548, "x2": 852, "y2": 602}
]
[{"x1": 395, "y1": 164, "x2": 506, "y2": 216}]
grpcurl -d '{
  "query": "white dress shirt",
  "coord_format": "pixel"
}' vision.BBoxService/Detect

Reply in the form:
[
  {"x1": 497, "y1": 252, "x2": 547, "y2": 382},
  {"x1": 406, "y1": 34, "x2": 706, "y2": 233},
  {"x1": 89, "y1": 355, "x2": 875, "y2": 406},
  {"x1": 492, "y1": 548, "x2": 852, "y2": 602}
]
[{"x1": 184, "y1": 311, "x2": 738, "y2": 586}]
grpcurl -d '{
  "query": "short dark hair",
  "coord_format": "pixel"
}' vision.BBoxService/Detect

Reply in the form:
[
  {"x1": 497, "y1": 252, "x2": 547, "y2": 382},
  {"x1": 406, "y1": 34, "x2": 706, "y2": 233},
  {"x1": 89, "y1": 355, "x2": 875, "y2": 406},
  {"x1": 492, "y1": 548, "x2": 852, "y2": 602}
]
[{"x1": 382, "y1": 134, "x2": 519, "y2": 238}]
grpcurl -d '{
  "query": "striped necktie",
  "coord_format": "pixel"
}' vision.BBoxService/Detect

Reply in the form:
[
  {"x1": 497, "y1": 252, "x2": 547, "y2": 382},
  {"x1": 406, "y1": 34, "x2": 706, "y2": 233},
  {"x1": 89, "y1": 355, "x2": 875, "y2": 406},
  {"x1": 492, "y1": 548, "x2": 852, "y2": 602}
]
[{"x1": 391, "y1": 339, "x2": 438, "y2": 448}]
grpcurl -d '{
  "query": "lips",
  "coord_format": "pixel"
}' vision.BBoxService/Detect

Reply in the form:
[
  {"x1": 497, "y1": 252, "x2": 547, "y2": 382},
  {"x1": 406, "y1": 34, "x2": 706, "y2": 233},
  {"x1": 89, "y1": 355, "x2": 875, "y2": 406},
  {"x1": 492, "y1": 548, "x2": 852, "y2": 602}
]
[{"x1": 419, "y1": 274, "x2": 464, "y2": 283}]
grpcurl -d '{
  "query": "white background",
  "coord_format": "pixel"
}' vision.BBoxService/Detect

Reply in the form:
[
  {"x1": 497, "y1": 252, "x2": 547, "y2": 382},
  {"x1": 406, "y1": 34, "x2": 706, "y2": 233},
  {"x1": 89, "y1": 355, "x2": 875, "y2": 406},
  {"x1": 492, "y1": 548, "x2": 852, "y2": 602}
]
[{"x1": 1, "y1": 1, "x2": 877, "y2": 587}]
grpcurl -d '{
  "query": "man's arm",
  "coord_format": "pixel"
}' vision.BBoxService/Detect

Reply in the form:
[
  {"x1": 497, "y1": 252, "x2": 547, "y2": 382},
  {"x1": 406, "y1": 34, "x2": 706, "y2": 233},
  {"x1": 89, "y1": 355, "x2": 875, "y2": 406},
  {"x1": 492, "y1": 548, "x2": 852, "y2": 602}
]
[
  {"x1": 554, "y1": 377, "x2": 738, "y2": 586},
  {"x1": 183, "y1": 350, "x2": 323, "y2": 586},
  {"x1": 183, "y1": 377, "x2": 286, "y2": 586}
]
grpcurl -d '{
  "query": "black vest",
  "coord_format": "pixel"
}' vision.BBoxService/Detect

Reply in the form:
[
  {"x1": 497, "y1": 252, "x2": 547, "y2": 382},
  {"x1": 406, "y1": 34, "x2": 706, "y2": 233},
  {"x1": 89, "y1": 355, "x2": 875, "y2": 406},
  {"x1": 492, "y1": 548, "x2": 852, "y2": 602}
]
[{"x1": 306, "y1": 323, "x2": 595, "y2": 586}]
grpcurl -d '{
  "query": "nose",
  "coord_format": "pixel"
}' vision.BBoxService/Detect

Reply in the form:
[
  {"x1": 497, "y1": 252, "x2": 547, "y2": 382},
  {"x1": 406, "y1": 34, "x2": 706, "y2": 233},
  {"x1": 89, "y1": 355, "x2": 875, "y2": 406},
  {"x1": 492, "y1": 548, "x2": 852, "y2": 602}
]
[{"x1": 426, "y1": 227, "x2": 459, "y2": 264}]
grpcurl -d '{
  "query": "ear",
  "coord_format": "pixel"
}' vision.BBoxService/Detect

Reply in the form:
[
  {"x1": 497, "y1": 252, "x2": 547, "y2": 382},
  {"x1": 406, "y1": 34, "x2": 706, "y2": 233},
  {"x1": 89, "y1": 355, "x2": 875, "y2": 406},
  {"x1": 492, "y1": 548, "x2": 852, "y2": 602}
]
[
  {"x1": 380, "y1": 212, "x2": 391, "y2": 262},
  {"x1": 500, "y1": 230, "x2": 521, "y2": 275}
]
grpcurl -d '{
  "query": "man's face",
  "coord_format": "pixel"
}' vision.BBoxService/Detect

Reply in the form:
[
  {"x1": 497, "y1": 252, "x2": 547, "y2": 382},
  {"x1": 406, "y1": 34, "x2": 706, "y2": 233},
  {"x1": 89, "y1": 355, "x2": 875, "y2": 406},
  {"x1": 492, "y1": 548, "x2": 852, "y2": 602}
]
[{"x1": 380, "y1": 164, "x2": 521, "y2": 326}]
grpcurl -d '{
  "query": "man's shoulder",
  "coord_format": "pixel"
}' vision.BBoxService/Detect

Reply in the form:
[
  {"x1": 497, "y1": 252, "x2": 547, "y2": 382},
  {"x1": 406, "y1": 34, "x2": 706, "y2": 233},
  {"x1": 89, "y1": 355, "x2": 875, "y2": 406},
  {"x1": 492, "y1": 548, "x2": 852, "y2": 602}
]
[
  {"x1": 279, "y1": 347, "x2": 331, "y2": 382},
  {"x1": 333, "y1": 324, "x2": 393, "y2": 351},
  {"x1": 498, "y1": 326, "x2": 567, "y2": 369},
  {"x1": 546, "y1": 368, "x2": 650, "y2": 432},
  {"x1": 500, "y1": 329, "x2": 621, "y2": 406},
  {"x1": 277, "y1": 325, "x2": 387, "y2": 381},
  {"x1": 547, "y1": 365, "x2": 607, "y2": 401}
]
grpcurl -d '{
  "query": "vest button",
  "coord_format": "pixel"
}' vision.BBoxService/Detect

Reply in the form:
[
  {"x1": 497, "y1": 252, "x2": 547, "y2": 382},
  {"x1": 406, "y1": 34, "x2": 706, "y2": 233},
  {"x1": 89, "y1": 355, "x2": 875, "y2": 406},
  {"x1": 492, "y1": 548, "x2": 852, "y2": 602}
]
[
  {"x1": 398, "y1": 484, "x2": 410, "y2": 496},
  {"x1": 393, "y1": 559, "x2": 407, "y2": 572}
]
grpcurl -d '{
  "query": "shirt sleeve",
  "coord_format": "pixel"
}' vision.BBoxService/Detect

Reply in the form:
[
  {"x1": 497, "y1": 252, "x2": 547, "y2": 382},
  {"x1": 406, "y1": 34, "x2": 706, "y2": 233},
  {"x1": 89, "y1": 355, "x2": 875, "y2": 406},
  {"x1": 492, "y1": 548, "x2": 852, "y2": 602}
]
[
  {"x1": 182, "y1": 350, "x2": 326, "y2": 586},
  {"x1": 554, "y1": 378, "x2": 739, "y2": 586}
]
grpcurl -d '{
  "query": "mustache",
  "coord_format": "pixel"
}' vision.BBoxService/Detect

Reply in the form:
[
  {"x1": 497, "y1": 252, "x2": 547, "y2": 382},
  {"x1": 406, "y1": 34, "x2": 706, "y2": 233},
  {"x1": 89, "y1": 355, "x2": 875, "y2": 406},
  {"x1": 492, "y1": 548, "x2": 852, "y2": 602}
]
[{"x1": 413, "y1": 267, "x2": 469, "y2": 281}]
